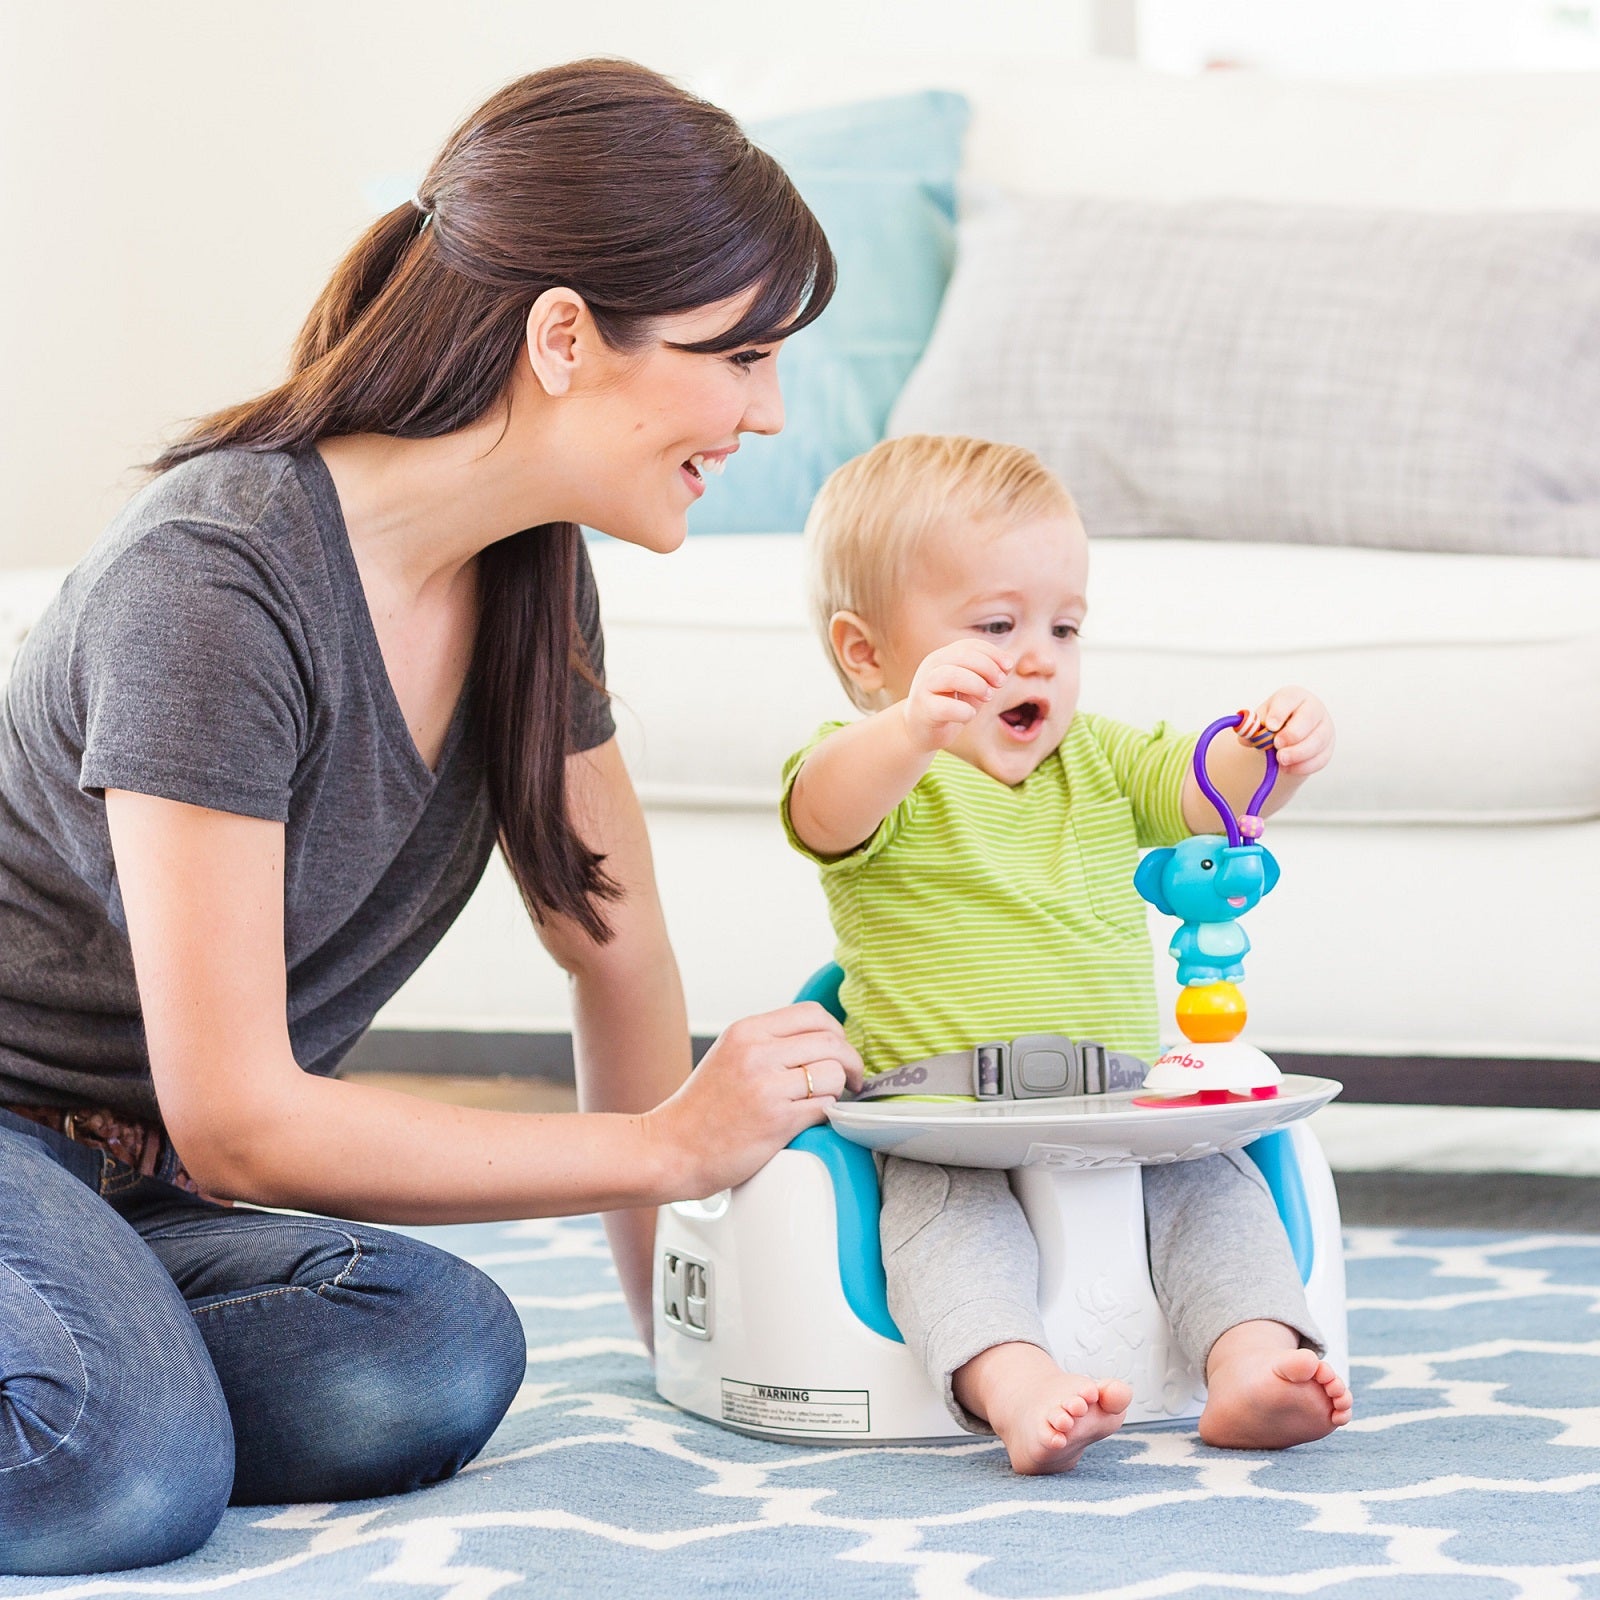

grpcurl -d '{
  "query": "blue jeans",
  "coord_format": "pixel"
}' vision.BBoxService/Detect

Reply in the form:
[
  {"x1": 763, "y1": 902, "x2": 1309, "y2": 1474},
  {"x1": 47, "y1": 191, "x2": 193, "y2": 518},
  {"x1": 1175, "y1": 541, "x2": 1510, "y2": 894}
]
[{"x1": 0, "y1": 1107, "x2": 527, "y2": 1575}]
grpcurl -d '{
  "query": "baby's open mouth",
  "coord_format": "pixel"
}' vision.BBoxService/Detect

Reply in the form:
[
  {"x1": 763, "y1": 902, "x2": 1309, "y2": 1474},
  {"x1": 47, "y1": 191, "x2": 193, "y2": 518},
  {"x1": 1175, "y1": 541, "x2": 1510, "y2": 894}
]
[{"x1": 999, "y1": 701, "x2": 1044, "y2": 735}]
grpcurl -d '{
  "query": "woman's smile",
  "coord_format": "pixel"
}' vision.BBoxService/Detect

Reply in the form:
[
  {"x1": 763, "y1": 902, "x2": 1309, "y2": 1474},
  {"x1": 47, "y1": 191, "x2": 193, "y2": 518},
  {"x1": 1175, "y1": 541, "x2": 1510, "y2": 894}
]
[{"x1": 679, "y1": 443, "x2": 739, "y2": 499}]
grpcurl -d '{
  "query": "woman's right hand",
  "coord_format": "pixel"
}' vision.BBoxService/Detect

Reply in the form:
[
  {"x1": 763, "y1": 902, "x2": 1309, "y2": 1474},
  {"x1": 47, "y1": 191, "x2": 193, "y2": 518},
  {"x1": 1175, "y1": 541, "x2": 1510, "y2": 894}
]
[{"x1": 644, "y1": 1002, "x2": 865, "y2": 1199}]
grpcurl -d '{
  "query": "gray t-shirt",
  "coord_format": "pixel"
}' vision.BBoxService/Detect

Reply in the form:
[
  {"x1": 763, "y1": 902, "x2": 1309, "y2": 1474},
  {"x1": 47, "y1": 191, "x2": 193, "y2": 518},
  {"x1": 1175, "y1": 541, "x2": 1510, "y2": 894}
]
[{"x1": 0, "y1": 448, "x2": 614, "y2": 1120}]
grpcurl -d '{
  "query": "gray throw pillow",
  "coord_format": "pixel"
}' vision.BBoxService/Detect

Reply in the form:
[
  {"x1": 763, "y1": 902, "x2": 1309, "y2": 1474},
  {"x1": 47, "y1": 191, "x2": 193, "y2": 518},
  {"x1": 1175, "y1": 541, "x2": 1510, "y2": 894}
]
[{"x1": 888, "y1": 194, "x2": 1600, "y2": 557}]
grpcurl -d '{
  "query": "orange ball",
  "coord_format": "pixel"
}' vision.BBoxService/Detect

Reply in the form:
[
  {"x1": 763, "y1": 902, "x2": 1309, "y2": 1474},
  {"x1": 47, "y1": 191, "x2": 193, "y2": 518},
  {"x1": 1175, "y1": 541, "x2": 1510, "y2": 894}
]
[{"x1": 1176, "y1": 982, "x2": 1248, "y2": 1043}]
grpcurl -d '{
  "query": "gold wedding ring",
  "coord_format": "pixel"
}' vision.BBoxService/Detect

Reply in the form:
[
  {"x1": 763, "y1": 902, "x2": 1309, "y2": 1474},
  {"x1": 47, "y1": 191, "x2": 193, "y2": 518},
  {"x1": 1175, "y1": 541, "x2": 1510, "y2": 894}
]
[{"x1": 803, "y1": 1066, "x2": 816, "y2": 1099}]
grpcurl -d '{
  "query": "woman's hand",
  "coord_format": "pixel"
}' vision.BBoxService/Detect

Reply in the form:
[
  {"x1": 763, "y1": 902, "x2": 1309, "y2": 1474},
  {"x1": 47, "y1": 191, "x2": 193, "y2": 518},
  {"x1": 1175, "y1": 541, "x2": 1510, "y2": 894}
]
[
  {"x1": 900, "y1": 641, "x2": 1014, "y2": 753},
  {"x1": 1238, "y1": 687, "x2": 1336, "y2": 776},
  {"x1": 644, "y1": 1002, "x2": 865, "y2": 1199}
]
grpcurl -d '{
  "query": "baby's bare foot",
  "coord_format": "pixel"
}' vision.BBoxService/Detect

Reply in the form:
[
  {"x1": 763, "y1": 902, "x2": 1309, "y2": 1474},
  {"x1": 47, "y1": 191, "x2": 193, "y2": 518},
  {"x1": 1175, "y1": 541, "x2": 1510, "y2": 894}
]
[
  {"x1": 1199, "y1": 1321, "x2": 1353, "y2": 1450},
  {"x1": 954, "y1": 1342, "x2": 1132, "y2": 1475}
]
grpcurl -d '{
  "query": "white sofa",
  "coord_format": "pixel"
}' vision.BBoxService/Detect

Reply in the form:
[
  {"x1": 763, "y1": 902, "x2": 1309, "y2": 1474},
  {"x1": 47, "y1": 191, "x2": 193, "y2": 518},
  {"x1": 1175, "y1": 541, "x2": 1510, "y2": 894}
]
[
  {"x1": 369, "y1": 61, "x2": 1600, "y2": 1080},
  {"x1": 5, "y1": 61, "x2": 1598, "y2": 1087}
]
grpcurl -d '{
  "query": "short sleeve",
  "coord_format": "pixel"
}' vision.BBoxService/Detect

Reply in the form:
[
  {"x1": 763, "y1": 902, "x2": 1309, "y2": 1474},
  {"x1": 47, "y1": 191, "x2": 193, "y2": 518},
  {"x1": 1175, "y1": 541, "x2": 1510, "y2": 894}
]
[
  {"x1": 73, "y1": 526, "x2": 309, "y2": 822},
  {"x1": 1081, "y1": 713, "x2": 1196, "y2": 849},
  {"x1": 569, "y1": 538, "x2": 615, "y2": 754},
  {"x1": 780, "y1": 720, "x2": 917, "y2": 870}
]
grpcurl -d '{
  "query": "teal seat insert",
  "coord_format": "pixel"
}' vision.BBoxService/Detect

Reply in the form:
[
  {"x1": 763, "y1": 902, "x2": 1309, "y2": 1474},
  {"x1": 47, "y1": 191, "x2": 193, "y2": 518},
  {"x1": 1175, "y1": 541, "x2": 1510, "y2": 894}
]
[
  {"x1": 1243, "y1": 1128, "x2": 1316, "y2": 1284},
  {"x1": 789, "y1": 964, "x2": 902, "y2": 1341},
  {"x1": 788, "y1": 1125, "x2": 903, "y2": 1342}
]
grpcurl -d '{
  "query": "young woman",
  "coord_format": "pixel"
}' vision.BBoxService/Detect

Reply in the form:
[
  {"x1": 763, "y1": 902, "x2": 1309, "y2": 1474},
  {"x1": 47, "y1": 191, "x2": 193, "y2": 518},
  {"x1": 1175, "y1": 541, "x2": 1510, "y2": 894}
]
[{"x1": 0, "y1": 59, "x2": 860, "y2": 1575}]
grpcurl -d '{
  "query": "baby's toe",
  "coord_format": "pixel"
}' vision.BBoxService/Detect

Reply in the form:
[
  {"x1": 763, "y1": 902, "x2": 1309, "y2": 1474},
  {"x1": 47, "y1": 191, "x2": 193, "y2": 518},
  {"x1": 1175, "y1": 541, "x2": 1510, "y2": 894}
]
[
  {"x1": 1098, "y1": 1379, "x2": 1133, "y2": 1415},
  {"x1": 1275, "y1": 1349, "x2": 1322, "y2": 1384}
]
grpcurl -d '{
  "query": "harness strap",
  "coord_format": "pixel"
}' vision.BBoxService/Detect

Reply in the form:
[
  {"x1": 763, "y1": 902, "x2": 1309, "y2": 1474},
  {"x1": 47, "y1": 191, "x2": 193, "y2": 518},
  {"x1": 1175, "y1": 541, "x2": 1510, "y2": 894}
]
[{"x1": 848, "y1": 1035, "x2": 1149, "y2": 1102}]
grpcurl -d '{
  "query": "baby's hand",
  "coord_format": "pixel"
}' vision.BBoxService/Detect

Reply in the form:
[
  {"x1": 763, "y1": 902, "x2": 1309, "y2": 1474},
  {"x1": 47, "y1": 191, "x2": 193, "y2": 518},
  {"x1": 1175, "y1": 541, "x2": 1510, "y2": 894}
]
[
  {"x1": 1238, "y1": 687, "x2": 1334, "y2": 776},
  {"x1": 901, "y1": 640, "x2": 1014, "y2": 752}
]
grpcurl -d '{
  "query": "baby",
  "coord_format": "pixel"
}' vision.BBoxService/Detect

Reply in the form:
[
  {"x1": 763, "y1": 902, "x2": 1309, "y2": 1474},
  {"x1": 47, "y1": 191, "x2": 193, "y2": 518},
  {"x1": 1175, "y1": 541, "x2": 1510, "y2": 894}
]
[{"x1": 782, "y1": 435, "x2": 1352, "y2": 1474}]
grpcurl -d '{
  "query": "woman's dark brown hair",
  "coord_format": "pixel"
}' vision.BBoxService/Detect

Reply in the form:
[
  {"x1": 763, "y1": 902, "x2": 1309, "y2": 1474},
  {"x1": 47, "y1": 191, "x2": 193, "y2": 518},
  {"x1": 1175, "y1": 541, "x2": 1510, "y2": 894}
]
[{"x1": 153, "y1": 59, "x2": 835, "y2": 941}]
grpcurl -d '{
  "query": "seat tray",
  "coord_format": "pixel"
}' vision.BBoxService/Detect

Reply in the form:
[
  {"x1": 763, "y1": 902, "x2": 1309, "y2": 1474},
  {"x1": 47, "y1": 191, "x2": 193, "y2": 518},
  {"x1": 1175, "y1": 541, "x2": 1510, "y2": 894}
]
[{"x1": 826, "y1": 1073, "x2": 1340, "y2": 1169}]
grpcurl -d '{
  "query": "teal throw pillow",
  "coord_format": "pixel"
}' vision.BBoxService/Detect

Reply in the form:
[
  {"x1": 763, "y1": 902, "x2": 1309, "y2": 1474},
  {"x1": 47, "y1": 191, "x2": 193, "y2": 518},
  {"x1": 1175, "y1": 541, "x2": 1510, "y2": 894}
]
[{"x1": 686, "y1": 89, "x2": 970, "y2": 534}]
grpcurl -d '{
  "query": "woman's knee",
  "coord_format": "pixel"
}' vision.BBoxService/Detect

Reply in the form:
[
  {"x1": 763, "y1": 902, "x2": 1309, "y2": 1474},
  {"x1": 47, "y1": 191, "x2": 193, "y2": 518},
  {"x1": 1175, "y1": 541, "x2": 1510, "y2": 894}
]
[
  {"x1": 339, "y1": 1252, "x2": 523, "y2": 1496},
  {"x1": 409, "y1": 1253, "x2": 528, "y2": 1459},
  {"x1": 0, "y1": 1135, "x2": 234, "y2": 1575},
  {"x1": 0, "y1": 1300, "x2": 233, "y2": 1575},
  {"x1": 227, "y1": 1233, "x2": 525, "y2": 1504},
  {"x1": 0, "y1": 1438, "x2": 233, "y2": 1575}
]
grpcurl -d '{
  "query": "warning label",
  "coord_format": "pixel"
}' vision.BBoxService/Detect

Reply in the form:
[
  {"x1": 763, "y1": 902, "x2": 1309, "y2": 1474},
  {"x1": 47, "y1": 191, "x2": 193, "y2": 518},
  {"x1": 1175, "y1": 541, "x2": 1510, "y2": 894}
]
[{"x1": 721, "y1": 1379, "x2": 870, "y2": 1434}]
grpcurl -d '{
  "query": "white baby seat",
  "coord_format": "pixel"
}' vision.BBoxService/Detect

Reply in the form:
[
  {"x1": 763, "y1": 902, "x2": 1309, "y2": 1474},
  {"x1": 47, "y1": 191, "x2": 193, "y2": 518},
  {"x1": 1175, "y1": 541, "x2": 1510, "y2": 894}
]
[{"x1": 655, "y1": 966, "x2": 1348, "y2": 1443}]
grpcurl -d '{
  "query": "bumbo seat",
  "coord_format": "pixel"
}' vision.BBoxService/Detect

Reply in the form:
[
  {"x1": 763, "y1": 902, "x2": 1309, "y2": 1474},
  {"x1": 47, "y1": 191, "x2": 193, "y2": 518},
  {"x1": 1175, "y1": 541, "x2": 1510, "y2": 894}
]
[{"x1": 654, "y1": 965, "x2": 1347, "y2": 1443}]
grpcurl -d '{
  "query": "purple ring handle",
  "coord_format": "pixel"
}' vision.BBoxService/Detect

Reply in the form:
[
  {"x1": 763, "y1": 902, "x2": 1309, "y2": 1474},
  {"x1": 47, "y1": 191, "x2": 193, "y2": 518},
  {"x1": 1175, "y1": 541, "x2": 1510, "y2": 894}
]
[{"x1": 1193, "y1": 714, "x2": 1279, "y2": 849}]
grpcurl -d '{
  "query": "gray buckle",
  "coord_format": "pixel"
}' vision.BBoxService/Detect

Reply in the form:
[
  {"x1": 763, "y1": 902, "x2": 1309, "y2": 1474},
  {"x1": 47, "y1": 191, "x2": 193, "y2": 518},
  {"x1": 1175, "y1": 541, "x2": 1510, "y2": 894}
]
[
  {"x1": 972, "y1": 1042, "x2": 1009, "y2": 1097},
  {"x1": 1081, "y1": 1041, "x2": 1108, "y2": 1095},
  {"x1": 973, "y1": 1035, "x2": 1084, "y2": 1099}
]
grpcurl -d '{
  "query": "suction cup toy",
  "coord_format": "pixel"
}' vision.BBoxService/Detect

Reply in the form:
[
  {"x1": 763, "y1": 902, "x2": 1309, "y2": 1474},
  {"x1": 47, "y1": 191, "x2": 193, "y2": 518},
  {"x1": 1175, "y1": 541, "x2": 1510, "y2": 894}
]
[{"x1": 1134, "y1": 711, "x2": 1286, "y2": 1107}]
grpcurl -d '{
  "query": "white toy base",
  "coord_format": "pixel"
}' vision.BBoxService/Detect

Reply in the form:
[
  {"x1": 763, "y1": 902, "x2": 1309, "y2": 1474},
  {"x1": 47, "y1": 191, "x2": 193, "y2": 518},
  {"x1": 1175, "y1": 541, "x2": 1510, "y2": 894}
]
[{"x1": 655, "y1": 1088, "x2": 1347, "y2": 1443}]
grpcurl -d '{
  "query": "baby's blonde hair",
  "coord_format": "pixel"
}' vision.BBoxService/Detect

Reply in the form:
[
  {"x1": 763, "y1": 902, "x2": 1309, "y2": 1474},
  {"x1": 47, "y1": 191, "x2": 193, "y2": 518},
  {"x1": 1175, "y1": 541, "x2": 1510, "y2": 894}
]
[{"x1": 804, "y1": 434, "x2": 1078, "y2": 709}]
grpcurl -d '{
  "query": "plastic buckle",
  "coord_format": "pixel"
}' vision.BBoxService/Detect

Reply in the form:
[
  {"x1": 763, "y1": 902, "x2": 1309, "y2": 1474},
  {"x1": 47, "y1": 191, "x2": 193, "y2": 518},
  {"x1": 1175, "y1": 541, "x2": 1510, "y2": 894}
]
[
  {"x1": 971, "y1": 1043, "x2": 1009, "y2": 1098},
  {"x1": 1008, "y1": 1035, "x2": 1083, "y2": 1098},
  {"x1": 1081, "y1": 1041, "x2": 1108, "y2": 1095}
]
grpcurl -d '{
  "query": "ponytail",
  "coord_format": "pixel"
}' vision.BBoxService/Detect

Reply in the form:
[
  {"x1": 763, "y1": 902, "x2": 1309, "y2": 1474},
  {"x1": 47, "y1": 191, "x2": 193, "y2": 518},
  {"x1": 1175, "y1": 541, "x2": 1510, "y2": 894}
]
[{"x1": 292, "y1": 203, "x2": 429, "y2": 373}]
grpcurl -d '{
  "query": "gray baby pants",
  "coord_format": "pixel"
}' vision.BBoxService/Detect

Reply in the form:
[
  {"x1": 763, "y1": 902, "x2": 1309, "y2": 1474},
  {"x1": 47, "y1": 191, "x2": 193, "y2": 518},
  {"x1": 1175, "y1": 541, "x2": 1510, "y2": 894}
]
[{"x1": 880, "y1": 1150, "x2": 1324, "y2": 1431}]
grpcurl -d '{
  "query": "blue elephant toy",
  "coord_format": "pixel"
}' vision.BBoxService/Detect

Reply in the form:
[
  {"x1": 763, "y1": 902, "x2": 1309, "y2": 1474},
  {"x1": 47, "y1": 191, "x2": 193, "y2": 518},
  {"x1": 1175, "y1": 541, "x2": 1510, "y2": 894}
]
[{"x1": 1133, "y1": 836, "x2": 1281, "y2": 986}]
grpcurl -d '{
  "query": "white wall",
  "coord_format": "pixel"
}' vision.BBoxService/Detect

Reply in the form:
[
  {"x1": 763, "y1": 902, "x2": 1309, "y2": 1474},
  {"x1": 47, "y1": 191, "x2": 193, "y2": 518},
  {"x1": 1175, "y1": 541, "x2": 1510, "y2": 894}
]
[
  {"x1": 0, "y1": 0, "x2": 1094, "y2": 570},
  {"x1": 1140, "y1": 0, "x2": 1600, "y2": 74}
]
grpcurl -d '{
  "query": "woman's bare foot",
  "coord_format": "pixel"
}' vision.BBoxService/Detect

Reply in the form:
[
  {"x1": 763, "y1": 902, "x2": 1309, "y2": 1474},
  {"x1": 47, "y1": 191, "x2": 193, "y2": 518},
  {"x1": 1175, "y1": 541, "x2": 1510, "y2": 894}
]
[
  {"x1": 1199, "y1": 1320, "x2": 1353, "y2": 1450},
  {"x1": 954, "y1": 1342, "x2": 1133, "y2": 1475}
]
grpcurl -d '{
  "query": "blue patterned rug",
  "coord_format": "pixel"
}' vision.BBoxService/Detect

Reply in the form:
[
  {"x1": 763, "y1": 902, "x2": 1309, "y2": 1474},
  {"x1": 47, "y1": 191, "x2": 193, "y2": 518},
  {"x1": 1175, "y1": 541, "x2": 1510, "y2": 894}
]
[{"x1": 5, "y1": 1218, "x2": 1600, "y2": 1600}]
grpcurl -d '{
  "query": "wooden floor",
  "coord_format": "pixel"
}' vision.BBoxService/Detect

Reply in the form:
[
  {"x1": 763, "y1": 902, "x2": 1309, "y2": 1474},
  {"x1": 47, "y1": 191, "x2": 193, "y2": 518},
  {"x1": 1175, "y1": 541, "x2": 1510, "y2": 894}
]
[{"x1": 341, "y1": 1071, "x2": 578, "y2": 1113}]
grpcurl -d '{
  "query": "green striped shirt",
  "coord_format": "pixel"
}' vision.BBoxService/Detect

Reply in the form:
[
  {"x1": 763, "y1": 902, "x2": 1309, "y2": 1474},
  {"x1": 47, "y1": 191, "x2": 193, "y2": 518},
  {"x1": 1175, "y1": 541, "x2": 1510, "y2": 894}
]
[{"x1": 781, "y1": 713, "x2": 1196, "y2": 1075}]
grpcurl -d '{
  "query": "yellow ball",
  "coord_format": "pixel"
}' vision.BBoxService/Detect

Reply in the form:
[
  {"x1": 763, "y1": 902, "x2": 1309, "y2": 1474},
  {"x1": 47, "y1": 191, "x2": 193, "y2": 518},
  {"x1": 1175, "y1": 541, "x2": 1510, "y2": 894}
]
[{"x1": 1176, "y1": 983, "x2": 1248, "y2": 1043}]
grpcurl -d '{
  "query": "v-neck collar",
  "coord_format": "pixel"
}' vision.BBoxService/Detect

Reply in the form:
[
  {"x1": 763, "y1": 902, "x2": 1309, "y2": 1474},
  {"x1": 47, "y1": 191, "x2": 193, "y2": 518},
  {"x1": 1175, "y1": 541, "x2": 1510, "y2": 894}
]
[{"x1": 295, "y1": 448, "x2": 470, "y2": 787}]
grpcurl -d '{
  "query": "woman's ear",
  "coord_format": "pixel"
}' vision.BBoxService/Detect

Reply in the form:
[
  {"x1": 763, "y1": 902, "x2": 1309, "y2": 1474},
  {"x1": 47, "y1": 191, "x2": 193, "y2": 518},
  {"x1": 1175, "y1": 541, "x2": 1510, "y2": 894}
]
[
  {"x1": 829, "y1": 611, "x2": 887, "y2": 700},
  {"x1": 524, "y1": 287, "x2": 590, "y2": 397}
]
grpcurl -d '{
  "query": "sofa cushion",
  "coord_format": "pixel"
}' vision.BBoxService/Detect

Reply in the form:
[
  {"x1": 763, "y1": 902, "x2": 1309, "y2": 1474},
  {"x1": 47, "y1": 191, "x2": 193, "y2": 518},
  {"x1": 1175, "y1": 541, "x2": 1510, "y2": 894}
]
[
  {"x1": 589, "y1": 533, "x2": 1600, "y2": 825},
  {"x1": 888, "y1": 194, "x2": 1600, "y2": 559},
  {"x1": 715, "y1": 58, "x2": 1600, "y2": 211},
  {"x1": 13, "y1": 540, "x2": 1597, "y2": 827},
  {"x1": 683, "y1": 90, "x2": 969, "y2": 536}
]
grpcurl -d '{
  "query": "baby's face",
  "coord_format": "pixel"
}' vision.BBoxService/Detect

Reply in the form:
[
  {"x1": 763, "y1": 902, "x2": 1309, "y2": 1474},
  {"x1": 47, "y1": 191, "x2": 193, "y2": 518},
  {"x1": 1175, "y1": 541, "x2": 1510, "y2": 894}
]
[{"x1": 881, "y1": 512, "x2": 1089, "y2": 786}]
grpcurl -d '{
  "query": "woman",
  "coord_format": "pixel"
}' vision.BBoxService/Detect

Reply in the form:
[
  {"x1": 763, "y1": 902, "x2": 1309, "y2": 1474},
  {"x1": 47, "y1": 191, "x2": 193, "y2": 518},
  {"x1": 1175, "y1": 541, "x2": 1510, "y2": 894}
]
[{"x1": 0, "y1": 59, "x2": 860, "y2": 1575}]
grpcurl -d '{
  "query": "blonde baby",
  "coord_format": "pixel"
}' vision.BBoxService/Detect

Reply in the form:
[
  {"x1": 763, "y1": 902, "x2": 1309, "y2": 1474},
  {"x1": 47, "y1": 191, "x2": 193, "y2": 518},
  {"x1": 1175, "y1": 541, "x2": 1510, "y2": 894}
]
[{"x1": 783, "y1": 435, "x2": 1351, "y2": 1474}]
